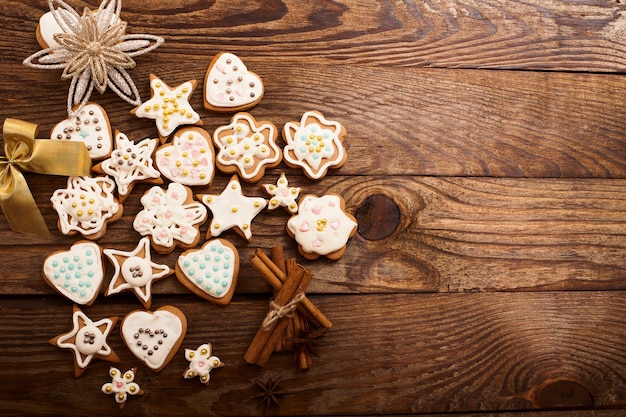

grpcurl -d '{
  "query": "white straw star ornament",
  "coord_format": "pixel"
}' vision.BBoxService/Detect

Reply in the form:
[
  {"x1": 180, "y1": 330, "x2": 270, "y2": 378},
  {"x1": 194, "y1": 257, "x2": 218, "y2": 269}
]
[{"x1": 23, "y1": 0, "x2": 164, "y2": 116}]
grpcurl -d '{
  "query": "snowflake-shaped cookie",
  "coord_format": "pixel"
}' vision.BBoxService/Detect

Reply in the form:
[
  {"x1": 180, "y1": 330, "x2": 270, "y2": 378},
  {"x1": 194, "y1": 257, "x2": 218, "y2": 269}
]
[
  {"x1": 263, "y1": 172, "x2": 300, "y2": 213},
  {"x1": 94, "y1": 131, "x2": 162, "y2": 201},
  {"x1": 132, "y1": 74, "x2": 201, "y2": 141},
  {"x1": 198, "y1": 175, "x2": 266, "y2": 241},
  {"x1": 213, "y1": 112, "x2": 281, "y2": 182},
  {"x1": 183, "y1": 343, "x2": 224, "y2": 384},
  {"x1": 104, "y1": 237, "x2": 173, "y2": 308},
  {"x1": 50, "y1": 176, "x2": 122, "y2": 239},
  {"x1": 102, "y1": 367, "x2": 143, "y2": 409},
  {"x1": 50, "y1": 305, "x2": 119, "y2": 377},
  {"x1": 133, "y1": 182, "x2": 207, "y2": 253}
]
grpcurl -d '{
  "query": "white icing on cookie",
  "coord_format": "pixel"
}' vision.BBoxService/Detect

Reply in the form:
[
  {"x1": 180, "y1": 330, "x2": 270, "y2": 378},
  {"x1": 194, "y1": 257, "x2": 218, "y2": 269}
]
[
  {"x1": 102, "y1": 367, "x2": 141, "y2": 405},
  {"x1": 200, "y1": 176, "x2": 266, "y2": 241},
  {"x1": 204, "y1": 53, "x2": 263, "y2": 109},
  {"x1": 263, "y1": 172, "x2": 300, "y2": 213},
  {"x1": 283, "y1": 111, "x2": 346, "y2": 180},
  {"x1": 287, "y1": 194, "x2": 357, "y2": 257},
  {"x1": 133, "y1": 75, "x2": 200, "y2": 138},
  {"x1": 100, "y1": 132, "x2": 160, "y2": 197},
  {"x1": 50, "y1": 102, "x2": 112, "y2": 160},
  {"x1": 183, "y1": 343, "x2": 223, "y2": 384},
  {"x1": 133, "y1": 183, "x2": 207, "y2": 248},
  {"x1": 155, "y1": 127, "x2": 215, "y2": 186},
  {"x1": 51, "y1": 176, "x2": 120, "y2": 237},
  {"x1": 121, "y1": 308, "x2": 186, "y2": 371},
  {"x1": 213, "y1": 113, "x2": 281, "y2": 181},
  {"x1": 177, "y1": 239, "x2": 237, "y2": 299},
  {"x1": 43, "y1": 241, "x2": 103, "y2": 305}
]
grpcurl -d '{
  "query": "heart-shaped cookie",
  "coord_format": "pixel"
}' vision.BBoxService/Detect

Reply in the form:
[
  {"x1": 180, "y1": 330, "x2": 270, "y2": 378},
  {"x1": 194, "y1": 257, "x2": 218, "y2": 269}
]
[
  {"x1": 50, "y1": 102, "x2": 113, "y2": 160},
  {"x1": 120, "y1": 306, "x2": 187, "y2": 372},
  {"x1": 155, "y1": 127, "x2": 215, "y2": 186},
  {"x1": 176, "y1": 239, "x2": 239, "y2": 306},
  {"x1": 203, "y1": 52, "x2": 263, "y2": 112},
  {"x1": 42, "y1": 241, "x2": 104, "y2": 305}
]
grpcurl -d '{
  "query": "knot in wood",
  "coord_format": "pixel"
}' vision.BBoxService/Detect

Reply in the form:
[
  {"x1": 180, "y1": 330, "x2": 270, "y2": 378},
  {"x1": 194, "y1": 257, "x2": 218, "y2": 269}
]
[{"x1": 354, "y1": 194, "x2": 400, "y2": 241}]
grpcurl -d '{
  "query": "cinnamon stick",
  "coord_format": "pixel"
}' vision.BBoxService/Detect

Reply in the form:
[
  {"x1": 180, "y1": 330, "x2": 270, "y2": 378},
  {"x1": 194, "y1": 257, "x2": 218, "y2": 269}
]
[{"x1": 270, "y1": 245, "x2": 287, "y2": 277}]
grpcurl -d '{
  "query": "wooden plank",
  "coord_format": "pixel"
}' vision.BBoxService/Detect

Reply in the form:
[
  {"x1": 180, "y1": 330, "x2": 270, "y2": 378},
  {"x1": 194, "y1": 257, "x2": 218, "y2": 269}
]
[
  {"x1": 1, "y1": 176, "x2": 625, "y2": 295},
  {"x1": 3, "y1": 0, "x2": 626, "y2": 72},
  {"x1": 0, "y1": 292, "x2": 624, "y2": 415}
]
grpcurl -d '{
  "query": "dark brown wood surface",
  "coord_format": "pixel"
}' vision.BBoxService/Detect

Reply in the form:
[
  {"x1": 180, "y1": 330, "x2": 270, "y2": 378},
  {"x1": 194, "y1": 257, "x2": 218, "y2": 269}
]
[{"x1": 1, "y1": 1, "x2": 625, "y2": 416}]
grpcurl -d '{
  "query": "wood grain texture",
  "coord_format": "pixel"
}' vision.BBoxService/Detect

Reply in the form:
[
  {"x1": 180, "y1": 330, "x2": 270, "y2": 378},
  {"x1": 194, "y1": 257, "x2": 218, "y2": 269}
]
[{"x1": 0, "y1": 293, "x2": 624, "y2": 416}]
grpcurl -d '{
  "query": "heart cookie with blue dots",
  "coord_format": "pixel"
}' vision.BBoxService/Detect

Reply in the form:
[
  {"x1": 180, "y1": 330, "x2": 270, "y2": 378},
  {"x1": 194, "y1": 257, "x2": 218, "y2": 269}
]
[
  {"x1": 175, "y1": 239, "x2": 239, "y2": 306},
  {"x1": 42, "y1": 241, "x2": 105, "y2": 306}
]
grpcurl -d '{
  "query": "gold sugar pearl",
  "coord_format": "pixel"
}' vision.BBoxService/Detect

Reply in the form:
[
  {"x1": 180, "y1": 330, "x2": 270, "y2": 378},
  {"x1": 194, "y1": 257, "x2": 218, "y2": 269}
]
[
  {"x1": 155, "y1": 82, "x2": 162, "y2": 88},
  {"x1": 153, "y1": 104, "x2": 160, "y2": 110},
  {"x1": 214, "y1": 223, "x2": 220, "y2": 229},
  {"x1": 186, "y1": 113, "x2": 193, "y2": 119},
  {"x1": 80, "y1": 194, "x2": 86, "y2": 200},
  {"x1": 236, "y1": 126, "x2": 242, "y2": 133},
  {"x1": 111, "y1": 370, "x2": 118, "y2": 376},
  {"x1": 188, "y1": 371, "x2": 195, "y2": 377},
  {"x1": 193, "y1": 161, "x2": 199, "y2": 167},
  {"x1": 164, "y1": 152, "x2": 170, "y2": 157},
  {"x1": 244, "y1": 144, "x2": 250, "y2": 150},
  {"x1": 291, "y1": 189, "x2": 298, "y2": 195},
  {"x1": 105, "y1": 386, "x2": 112, "y2": 393},
  {"x1": 254, "y1": 202, "x2": 261, "y2": 208},
  {"x1": 227, "y1": 138, "x2": 233, "y2": 144},
  {"x1": 125, "y1": 373, "x2": 132, "y2": 380},
  {"x1": 77, "y1": 210, "x2": 83, "y2": 216},
  {"x1": 271, "y1": 199, "x2": 278, "y2": 206},
  {"x1": 117, "y1": 394, "x2": 125, "y2": 400},
  {"x1": 201, "y1": 348, "x2": 208, "y2": 355},
  {"x1": 213, "y1": 359, "x2": 220, "y2": 367},
  {"x1": 200, "y1": 173, "x2": 206, "y2": 179},
  {"x1": 182, "y1": 170, "x2": 188, "y2": 176},
  {"x1": 279, "y1": 179, "x2": 285, "y2": 184},
  {"x1": 159, "y1": 90, "x2": 165, "y2": 96},
  {"x1": 176, "y1": 161, "x2": 182, "y2": 167},
  {"x1": 180, "y1": 109, "x2": 186, "y2": 115},
  {"x1": 182, "y1": 87, "x2": 189, "y2": 93},
  {"x1": 231, "y1": 184, "x2": 237, "y2": 190},
  {"x1": 87, "y1": 210, "x2": 94, "y2": 215},
  {"x1": 289, "y1": 202, "x2": 297, "y2": 209},
  {"x1": 129, "y1": 386, "x2": 136, "y2": 393},
  {"x1": 231, "y1": 207, "x2": 238, "y2": 213},
  {"x1": 72, "y1": 202, "x2": 77, "y2": 208},
  {"x1": 243, "y1": 224, "x2": 249, "y2": 230},
  {"x1": 229, "y1": 150, "x2": 236, "y2": 156},
  {"x1": 261, "y1": 147, "x2": 267, "y2": 153},
  {"x1": 200, "y1": 148, "x2": 206, "y2": 154},
  {"x1": 269, "y1": 185, "x2": 276, "y2": 191},
  {"x1": 182, "y1": 152, "x2": 188, "y2": 157},
  {"x1": 144, "y1": 106, "x2": 151, "y2": 112},
  {"x1": 189, "y1": 352, "x2": 195, "y2": 358},
  {"x1": 177, "y1": 93, "x2": 182, "y2": 99},
  {"x1": 201, "y1": 375, "x2": 208, "y2": 382},
  {"x1": 123, "y1": 154, "x2": 129, "y2": 160},
  {"x1": 205, "y1": 197, "x2": 212, "y2": 203}
]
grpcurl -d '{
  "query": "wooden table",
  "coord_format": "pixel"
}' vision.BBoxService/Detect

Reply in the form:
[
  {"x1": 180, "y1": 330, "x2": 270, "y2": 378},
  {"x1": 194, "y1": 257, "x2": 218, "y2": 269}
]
[{"x1": 1, "y1": 1, "x2": 625, "y2": 416}]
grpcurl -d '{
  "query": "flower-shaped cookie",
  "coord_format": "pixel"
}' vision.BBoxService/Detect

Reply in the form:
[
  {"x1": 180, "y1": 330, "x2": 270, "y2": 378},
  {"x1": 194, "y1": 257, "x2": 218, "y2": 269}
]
[
  {"x1": 198, "y1": 175, "x2": 266, "y2": 241},
  {"x1": 183, "y1": 343, "x2": 224, "y2": 384},
  {"x1": 50, "y1": 305, "x2": 119, "y2": 377},
  {"x1": 263, "y1": 172, "x2": 300, "y2": 214},
  {"x1": 203, "y1": 52, "x2": 263, "y2": 112},
  {"x1": 104, "y1": 237, "x2": 173, "y2": 308},
  {"x1": 50, "y1": 176, "x2": 122, "y2": 239},
  {"x1": 213, "y1": 112, "x2": 281, "y2": 182},
  {"x1": 102, "y1": 367, "x2": 143, "y2": 409},
  {"x1": 286, "y1": 194, "x2": 358, "y2": 260},
  {"x1": 155, "y1": 127, "x2": 215, "y2": 186},
  {"x1": 282, "y1": 110, "x2": 347, "y2": 180},
  {"x1": 93, "y1": 131, "x2": 162, "y2": 201},
  {"x1": 133, "y1": 182, "x2": 207, "y2": 253},
  {"x1": 132, "y1": 74, "x2": 201, "y2": 142}
]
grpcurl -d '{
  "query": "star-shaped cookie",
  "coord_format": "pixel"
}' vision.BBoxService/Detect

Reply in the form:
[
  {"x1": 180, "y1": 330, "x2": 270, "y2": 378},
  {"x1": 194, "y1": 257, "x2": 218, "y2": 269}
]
[
  {"x1": 131, "y1": 74, "x2": 201, "y2": 142},
  {"x1": 263, "y1": 172, "x2": 300, "y2": 213},
  {"x1": 50, "y1": 305, "x2": 119, "y2": 377},
  {"x1": 198, "y1": 175, "x2": 267, "y2": 241},
  {"x1": 104, "y1": 237, "x2": 174, "y2": 308}
]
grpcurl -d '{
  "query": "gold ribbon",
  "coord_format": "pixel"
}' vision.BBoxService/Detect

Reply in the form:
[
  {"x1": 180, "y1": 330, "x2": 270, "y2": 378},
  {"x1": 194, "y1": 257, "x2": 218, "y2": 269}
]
[{"x1": 0, "y1": 118, "x2": 92, "y2": 238}]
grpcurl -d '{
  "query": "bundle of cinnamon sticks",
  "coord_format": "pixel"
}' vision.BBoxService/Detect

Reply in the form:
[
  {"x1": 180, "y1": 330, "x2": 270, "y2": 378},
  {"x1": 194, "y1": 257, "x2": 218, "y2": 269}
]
[{"x1": 244, "y1": 246, "x2": 332, "y2": 369}]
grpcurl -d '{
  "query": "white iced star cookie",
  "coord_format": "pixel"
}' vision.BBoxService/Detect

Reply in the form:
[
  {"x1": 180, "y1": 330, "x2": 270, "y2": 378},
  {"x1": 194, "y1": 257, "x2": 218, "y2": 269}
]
[
  {"x1": 198, "y1": 175, "x2": 267, "y2": 242},
  {"x1": 213, "y1": 112, "x2": 281, "y2": 182},
  {"x1": 131, "y1": 74, "x2": 201, "y2": 142},
  {"x1": 102, "y1": 367, "x2": 143, "y2": 409},
  {"x1": 93, "y1": 131, "x2": 162, "y2": 202},
  {"x1": 203, "y1": 52, "x2": 263, "y2": 112},
  {"x1": 262, "y1": 172, "x2": 300, "y2": 214},
  {"x1": 50, "y1": 176, "x2": 123, "y2": 240},
  {"x1": 283, "y1": 110, "x2": 347, "y2": 180},
  {"x1": 286, "y1": 194, "x2": 358, "y2": 260},
  {"x1": 49, "y1": 305, "x2": 119, "y2": 377},
  {"x1": 133, "y1": 182, "x2": 208, "y2": 254},
  {"x1": 104, "y1": 237, "x2": 173, "y2": 308},
  {"x1": 183, "y1": 343, "x2": 224, "y2": 384}
]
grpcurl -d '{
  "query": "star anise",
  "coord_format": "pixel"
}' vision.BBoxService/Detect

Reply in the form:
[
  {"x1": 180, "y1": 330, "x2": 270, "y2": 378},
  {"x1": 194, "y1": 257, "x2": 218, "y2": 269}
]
[
  {"x1": 289, "y1": 319, "x2": 327, "y2": 362},
  {"x1": 251, "y1": 377, "x2": 288, "y2": 414}
]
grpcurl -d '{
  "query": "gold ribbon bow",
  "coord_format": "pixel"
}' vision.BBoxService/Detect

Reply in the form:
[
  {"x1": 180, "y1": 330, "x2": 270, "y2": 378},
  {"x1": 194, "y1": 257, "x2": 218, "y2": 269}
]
[{"x1": 0, "y1": 118, "x2": 92, "y2": 238}]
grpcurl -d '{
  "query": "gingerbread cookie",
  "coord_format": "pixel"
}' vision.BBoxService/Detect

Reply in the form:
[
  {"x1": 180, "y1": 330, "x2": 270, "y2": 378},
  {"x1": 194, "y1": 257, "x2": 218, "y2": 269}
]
[
  {"x1": 43, "y1": 240, "x2": 105, "y2": 306},
  {"x1": 176, "y1": 239, "x2": 239, "y2": 306},
  {"x1": 282, "y1": 110, "x2": 347, "y2": 180},
  {"x1": 198, "y1": 175, "x2": 267, "y2": 241},
  {"x1": 286, "y1": 194, "x2": 358, "y2": 260},
  {"x1": 133, "y1": 182, "x2": 207, "y2": 254},
  {"x1": 263, "y1": 172, "x2": 300, "y2": 214},
  {"x1": 120, "y1": 305, "x2": 187, "y2": 372},
  {"x1": 155, "y1": 126, "x2": 215, "y2": 186},
  {"x1": 102, "y1": 367, "x2": 143, "y2": 409},
  {"x1": 50, "y1": 305, "x2": 120, "y2": 377},
  {"x1": 51, "y1": 176, "x2": 123, "y2": 240},
  {"x1": 92, "y1": 131, "x2": 162, "y2": 202},
  {"x1": 183, "y1": 343, "x2": 224, "y2": 384},
  {"x1": 203, "y1": 52, "x2": 263, "y2": 112},
  {"x1": 50, "y1": 102, "x2": 113, "y2": 160},
  {"x1": 213, "y1": 112, "x2": 281, "y2": 182},
  {"x1": 104, "y1": 237, "x2": 173, "y2": 308},
  {"x1": 131, "y1": 74, "x2": 201, "y2": 142}
]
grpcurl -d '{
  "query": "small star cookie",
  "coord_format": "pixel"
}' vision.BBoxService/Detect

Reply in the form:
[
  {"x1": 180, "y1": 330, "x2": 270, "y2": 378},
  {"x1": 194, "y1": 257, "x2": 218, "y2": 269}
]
[
  {"x1": 183, "y1": 343, "x2": 224, "y2": 384},
  {"x1": 262, "y1": 172, "x2": 300, "y2": 214},
  {"x1": 104, "y1": 237, "x2": 174, "y2": 308},
  {"x1": 131, "y1": 74, "x2": 201, "y2": 142},
  {"x1": 102, "y1": 367, "x2": 143, "y2": 409},
  {"x1": 198, "y1": 175, "x2": 267, "y2": 241},
  {"x1": 50, "y1": 305, "x2": 119, "y2": 377}
]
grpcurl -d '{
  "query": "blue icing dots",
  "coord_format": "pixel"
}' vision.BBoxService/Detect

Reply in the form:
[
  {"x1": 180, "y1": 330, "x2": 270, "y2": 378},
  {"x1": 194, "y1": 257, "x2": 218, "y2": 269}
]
[
  {"x1": 45, "y1": 242, "x2": 101, "y2": 303},
  {"x1": 179, "y1": 240, "x2": 236, "y2": 299}
]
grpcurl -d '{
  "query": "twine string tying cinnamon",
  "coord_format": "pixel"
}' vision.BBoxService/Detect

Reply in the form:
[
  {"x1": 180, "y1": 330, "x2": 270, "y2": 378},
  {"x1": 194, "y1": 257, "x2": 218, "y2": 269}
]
[{"x1": 262, "y1": 293, "x2": 306, "y2": 331}]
